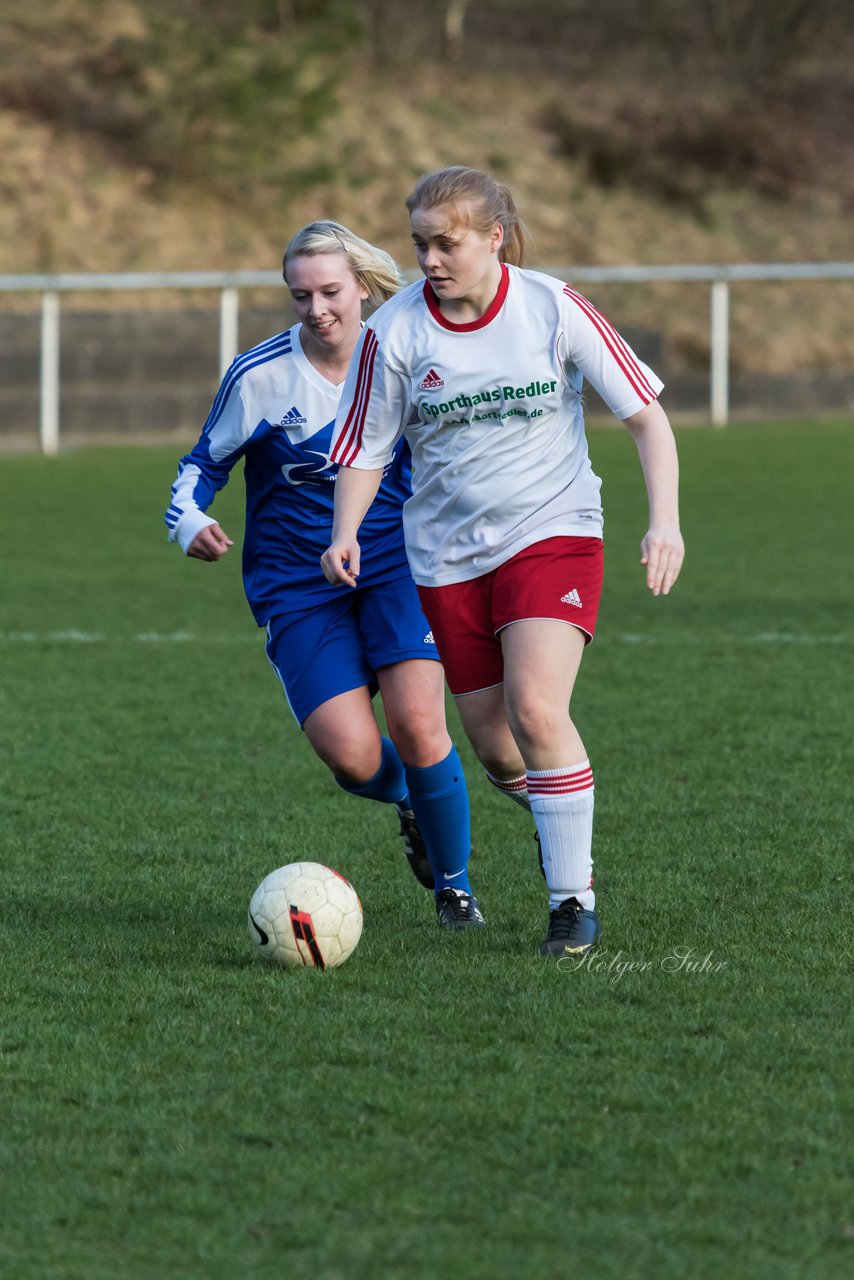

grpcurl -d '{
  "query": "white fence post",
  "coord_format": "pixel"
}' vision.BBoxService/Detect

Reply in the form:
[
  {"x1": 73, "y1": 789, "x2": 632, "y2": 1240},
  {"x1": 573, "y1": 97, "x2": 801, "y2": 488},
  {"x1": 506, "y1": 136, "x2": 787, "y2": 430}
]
[
  {"x1": 40, "y1": 291, "x2": 60, "y2": 456},
  {"x1": 219, "y1": 287, "x2": 239, "y2": 377},
  {"x1": 710, "y1": 279, "x2": 730, "y2": 427},
  {"x1": 2, "y1": 263, "x2": 850, "y2": 450}
]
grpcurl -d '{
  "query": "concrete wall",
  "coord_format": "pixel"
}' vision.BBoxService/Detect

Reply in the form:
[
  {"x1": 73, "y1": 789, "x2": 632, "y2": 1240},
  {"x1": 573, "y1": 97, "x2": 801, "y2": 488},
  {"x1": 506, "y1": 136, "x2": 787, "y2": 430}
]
[
  {"x1": 0, "y1": 305, "x2": 294, "y2": 449},
  {"x1": 1, "y1": 305, "x2": 851, "y2": 450}
]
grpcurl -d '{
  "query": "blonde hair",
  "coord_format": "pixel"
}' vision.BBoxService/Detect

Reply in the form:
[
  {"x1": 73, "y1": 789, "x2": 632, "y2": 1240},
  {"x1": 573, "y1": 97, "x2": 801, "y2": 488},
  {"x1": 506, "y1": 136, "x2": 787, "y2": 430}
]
[
  {"x1": 405, "y1": 166, "x2": 529, "y2": 267},
  {"x1": 283, "y1": 221, "x2": 405, "y2": 307}
]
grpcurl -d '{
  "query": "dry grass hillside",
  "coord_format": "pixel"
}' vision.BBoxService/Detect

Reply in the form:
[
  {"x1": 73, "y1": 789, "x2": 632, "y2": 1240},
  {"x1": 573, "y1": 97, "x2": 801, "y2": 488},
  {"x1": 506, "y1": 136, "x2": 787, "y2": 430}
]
[{"x1": 1, "y1": 1, "x2": 852, "y2": 377}]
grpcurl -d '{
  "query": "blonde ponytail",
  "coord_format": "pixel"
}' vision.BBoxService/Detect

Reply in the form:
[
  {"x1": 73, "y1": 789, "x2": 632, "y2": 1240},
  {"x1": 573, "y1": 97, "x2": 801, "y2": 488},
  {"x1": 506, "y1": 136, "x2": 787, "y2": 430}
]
[{"x1": 283, "y1": 221, "x2": 405, "y2": 306}]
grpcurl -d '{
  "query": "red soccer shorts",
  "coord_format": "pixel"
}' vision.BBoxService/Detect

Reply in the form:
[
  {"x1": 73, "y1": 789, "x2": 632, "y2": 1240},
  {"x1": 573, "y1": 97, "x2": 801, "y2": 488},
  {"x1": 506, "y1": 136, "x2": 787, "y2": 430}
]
[{"x1": 416, "y1": 536, "x2": 604, "y2": 695}]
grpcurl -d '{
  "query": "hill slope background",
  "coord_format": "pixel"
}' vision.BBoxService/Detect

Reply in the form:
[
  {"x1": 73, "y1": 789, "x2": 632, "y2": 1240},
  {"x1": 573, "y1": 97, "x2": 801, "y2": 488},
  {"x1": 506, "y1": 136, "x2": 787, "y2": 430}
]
[{"x1": 1, "y1": 0, "x2": 852, "y2": 378}]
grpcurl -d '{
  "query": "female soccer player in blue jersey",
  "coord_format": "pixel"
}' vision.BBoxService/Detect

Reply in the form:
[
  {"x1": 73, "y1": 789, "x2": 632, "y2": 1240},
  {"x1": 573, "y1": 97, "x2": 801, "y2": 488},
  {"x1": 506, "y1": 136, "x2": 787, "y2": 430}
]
[
  {"x1": 164, "y1": 221, "x2": 479, "y2": 928},
  {"x1": 322, "y1": 168, "x2": 684, "y2": 954}
]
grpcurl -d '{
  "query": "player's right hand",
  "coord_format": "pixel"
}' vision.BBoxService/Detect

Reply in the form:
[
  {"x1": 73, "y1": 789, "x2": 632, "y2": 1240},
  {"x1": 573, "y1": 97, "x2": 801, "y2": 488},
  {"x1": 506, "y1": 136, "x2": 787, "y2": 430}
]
[
  {"x1": 320, "y1": 538, "x2": 360, "y2": 587},
  {"x1": 188, "y1": 524, "x2": 234, "y2": 561}
]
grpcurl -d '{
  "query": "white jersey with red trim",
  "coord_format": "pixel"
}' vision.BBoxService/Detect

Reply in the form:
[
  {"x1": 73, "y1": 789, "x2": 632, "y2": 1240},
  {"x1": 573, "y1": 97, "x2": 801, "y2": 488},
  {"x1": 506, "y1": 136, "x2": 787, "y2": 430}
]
[{"x1": 331, "y1": 263, "x2": 663, "y2": 587}]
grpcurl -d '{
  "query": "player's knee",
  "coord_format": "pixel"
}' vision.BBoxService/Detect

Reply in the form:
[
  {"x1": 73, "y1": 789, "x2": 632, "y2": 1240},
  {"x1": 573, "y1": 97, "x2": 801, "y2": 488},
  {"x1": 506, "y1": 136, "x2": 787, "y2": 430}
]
[
  {"x1": 329, "y1": 759, "x2": 377, "y2": 787},
  {"x1": 314, "y1": 739, "x2": 379, "y2": 785},
  {"x1": 456, "y1": 723, "x2": 523, "y2": 778},
  {"x1": 390, "y1": 730, "x2": 449, "y2": 769},
  {"x1": 506, "y1": 693, "x2": 566, "y2": 754},
  {"x1": 386, "y1": 707, "x2": 448, "y2": 768},
  {"x1": 478, "y1": 747, "x2": 525, "y2": 778}
]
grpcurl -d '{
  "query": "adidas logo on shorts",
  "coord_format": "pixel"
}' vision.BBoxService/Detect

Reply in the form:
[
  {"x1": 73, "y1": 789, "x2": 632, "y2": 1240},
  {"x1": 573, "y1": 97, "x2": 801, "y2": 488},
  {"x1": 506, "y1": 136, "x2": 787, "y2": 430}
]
[
  {"x1": 423, "y1": 631, "x2": 435, "y2": 644},
  {"x1": 419, "y1": 368, "x2": 444, "y2": 390},
  {"x1": 561, "y1": 588, "x2": 583, "y2": 608}
]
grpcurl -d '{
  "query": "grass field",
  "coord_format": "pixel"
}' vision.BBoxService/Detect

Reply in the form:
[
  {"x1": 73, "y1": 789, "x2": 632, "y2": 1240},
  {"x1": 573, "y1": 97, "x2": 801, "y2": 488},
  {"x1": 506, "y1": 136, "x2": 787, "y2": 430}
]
[{"x1": 1, "y1": 421, "x2": 852, "y2": 1279}]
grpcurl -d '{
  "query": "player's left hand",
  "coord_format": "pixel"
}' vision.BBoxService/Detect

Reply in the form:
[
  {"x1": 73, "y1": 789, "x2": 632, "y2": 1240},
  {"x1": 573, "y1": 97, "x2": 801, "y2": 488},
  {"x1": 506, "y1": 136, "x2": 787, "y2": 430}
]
[
  {"x1": 641, "y1": 524, "x2": 684, "y2": 596},
  {"x1": 320, "y1": 537, "x2": 361, "y2": 588},
  {"x1": 187, "y1": 523, "x2": 234, "y2": 561}
]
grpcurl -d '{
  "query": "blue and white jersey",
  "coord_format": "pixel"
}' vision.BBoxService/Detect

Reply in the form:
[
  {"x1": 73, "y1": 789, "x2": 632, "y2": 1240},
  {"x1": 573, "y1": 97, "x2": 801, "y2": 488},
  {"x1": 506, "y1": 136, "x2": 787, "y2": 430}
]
[{"x1": 164, "y1": 324, "x2": 413, "y2": 624}]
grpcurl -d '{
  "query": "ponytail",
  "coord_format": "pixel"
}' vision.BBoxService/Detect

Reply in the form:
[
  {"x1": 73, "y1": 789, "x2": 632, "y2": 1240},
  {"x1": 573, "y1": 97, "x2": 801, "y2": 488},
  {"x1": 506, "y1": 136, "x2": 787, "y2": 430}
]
[{"x1": 283, "y1": 221, "x2": 404, "y2": 306}]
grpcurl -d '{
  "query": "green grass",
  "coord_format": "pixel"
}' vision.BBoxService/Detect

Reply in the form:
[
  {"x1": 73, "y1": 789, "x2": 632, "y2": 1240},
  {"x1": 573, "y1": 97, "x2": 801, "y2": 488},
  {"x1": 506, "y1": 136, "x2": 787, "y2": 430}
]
[{"x1": 1, "y1": 421, "x2": 852, "y2": 1280}]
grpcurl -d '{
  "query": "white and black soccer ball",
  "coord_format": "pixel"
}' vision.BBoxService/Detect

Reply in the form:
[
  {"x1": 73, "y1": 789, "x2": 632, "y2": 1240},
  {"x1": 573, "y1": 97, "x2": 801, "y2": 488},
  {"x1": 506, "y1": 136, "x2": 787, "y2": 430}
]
[{"x1": 248, "y1": 862, "x2": 363, "y2": 969}]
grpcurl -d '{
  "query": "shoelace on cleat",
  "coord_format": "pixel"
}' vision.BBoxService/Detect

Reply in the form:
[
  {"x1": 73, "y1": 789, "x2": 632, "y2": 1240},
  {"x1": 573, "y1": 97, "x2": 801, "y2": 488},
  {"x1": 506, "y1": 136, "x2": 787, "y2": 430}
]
[
  {"x1": 437, "y1": 889, "x2": 476, "y2": 919},
  {"x1": 547, "y1": 899, "x2": 584, "y2": 938}
]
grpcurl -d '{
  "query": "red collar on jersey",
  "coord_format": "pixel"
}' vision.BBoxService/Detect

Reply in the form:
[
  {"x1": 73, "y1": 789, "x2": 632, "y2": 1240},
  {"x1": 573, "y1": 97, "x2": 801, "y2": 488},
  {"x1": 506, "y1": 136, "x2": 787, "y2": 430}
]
[{"x1": 422, "y1": 262, "x2": 510, "y2": 332}]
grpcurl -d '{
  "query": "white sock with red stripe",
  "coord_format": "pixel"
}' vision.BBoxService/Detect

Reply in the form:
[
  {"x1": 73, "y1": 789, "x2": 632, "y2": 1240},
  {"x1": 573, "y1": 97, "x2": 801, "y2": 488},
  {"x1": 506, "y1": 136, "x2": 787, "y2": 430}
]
[
  {"x1": 527, "y1": 761, "x2": 595, "y2": 911},
  {"x1": 485, "y1": 771, "x2": 531, "y2": 812}
]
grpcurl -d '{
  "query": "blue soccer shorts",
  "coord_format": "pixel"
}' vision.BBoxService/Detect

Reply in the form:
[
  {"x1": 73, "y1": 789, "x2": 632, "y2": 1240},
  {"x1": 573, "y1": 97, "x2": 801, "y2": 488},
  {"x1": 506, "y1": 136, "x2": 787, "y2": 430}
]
[{"x1": 265, "y1": 574, "x2": 441, "y2": 726}]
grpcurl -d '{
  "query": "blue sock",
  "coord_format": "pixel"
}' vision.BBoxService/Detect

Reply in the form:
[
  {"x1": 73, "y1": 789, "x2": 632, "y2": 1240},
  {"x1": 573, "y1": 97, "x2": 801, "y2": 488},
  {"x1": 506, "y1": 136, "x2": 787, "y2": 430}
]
[
  {"x1": 335, "y1": 737, "x2": 409, "y2": 807},
  {"x1": 404, "y1": 746, "x2": 472, "y2": 896}
]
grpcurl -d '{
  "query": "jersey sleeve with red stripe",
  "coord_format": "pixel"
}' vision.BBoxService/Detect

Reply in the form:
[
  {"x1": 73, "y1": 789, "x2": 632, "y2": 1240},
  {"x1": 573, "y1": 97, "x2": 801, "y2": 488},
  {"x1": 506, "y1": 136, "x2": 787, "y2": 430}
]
[
  {"x1": 330, "y1": 325, "x2": 412, "y2": 470},
  {"x1": 559, "y1": 285, "x2": 664, "y2": 419}
]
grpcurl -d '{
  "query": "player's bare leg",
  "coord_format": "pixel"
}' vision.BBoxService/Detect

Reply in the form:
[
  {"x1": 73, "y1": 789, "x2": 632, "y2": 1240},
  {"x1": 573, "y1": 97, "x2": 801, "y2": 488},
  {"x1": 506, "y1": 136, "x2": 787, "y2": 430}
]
[
  {"x1": 376, "y1": 658, "x2": 451, "y2": 767},
  {"x1": 303, "y1": 686, "x2": 383, "y2": 783},
  {"x1": 453, "y1": 683, "x2": 531, "y2": 812},
  {"x1": 499, "y1": 619, "x2": 587, "y2": 767},
  {"x1": 303, "y1": 687, "x2": 432, "y2": 889}
]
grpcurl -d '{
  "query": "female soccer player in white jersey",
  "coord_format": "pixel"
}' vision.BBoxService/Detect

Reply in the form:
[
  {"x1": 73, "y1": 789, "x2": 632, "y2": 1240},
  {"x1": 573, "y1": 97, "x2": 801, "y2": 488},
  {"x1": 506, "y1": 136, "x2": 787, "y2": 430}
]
[
  {"x1": 321, "y1": 167, "x2": 684, "y2": 955},
  {"x1": 164, "y1": 221, "x2": 480, "y2": 929}
]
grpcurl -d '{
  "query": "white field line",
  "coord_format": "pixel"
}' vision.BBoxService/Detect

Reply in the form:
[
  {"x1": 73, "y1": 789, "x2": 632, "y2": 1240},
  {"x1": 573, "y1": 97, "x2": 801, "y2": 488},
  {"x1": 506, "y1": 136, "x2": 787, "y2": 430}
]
[
  {"x1": 0, "y1": 630, "x2": 261, "y2": 644},
  {"x1": 0, "y1": 630, "x2": 850, "y2": 646},
  {"x1": 618, "y1": 632, "x2": 851, "y2": 646}
]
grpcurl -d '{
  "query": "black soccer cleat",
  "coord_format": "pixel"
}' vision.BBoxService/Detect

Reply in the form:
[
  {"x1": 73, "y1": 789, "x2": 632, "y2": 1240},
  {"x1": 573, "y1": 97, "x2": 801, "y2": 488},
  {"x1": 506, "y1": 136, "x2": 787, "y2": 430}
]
[
  {"x1": 435, "y1": 887, "x2": 485, "y2": 930},
  {"x1": 539, "y1": 897, "x2": 601, "y2": 957},
  {"x1": 396, "y1": 806, "x2": 435, "y2": 890}
]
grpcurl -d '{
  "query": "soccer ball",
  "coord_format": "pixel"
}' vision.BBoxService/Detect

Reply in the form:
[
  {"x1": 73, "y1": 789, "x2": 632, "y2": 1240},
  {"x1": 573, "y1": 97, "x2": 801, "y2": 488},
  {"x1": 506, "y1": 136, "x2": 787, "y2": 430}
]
[{"x1": 248, "y1": 862, "x2": 363, "y2": 969}]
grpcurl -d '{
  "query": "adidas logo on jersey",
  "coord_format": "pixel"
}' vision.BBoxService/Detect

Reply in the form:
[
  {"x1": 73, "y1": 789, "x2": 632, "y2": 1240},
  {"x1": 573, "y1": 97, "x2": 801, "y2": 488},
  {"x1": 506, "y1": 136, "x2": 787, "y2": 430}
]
[
  {"x1": 561, "y1": 588, "x2": 583, "y2": 608},
  {"x1": 280, "y1": 405, "x2": 308, "y2": 426},
  {"x1": 423, "y1": 630, "x2": 435, "y2": 644},
  {"x1": 419, "y1": 368, "x2": 444, "y2": 390}
]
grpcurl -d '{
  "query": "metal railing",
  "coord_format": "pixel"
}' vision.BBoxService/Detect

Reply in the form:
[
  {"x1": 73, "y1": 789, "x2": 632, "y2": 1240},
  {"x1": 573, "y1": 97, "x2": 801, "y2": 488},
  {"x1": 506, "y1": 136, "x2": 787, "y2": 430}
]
[{"x1": 1, "y1": 263, "x2": 852, "y2": 453}]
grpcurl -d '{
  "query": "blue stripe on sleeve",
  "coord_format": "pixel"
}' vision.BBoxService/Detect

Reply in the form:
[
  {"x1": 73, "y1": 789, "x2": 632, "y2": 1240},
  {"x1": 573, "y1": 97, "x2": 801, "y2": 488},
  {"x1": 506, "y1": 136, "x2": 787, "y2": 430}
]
[{"x1": 203, "y1": 331, "x2": 292, "y2": 438}]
